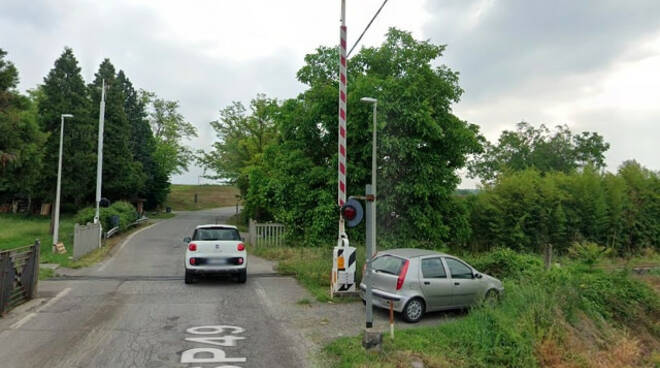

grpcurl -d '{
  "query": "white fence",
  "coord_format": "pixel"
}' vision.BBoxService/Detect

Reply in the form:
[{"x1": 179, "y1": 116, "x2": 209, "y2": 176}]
[{"x1": 248, "y1": 219, "x2": 285, "y2": 248}]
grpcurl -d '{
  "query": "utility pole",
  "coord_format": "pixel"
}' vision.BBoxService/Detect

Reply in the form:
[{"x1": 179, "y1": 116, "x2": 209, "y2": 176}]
[
  {"x1": 94, "y1": 80, "x2": 106, "y2": 225},
  {"x1": 360, "y1": 97, "x2": 378, "y2": 331},
  {"x1": 53, "y1": 113, "x2": 74, "y2": 248}
]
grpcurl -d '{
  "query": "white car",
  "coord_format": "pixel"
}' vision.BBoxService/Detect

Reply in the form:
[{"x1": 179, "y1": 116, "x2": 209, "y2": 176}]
[{"x1": 183, "y1": 224, "x2": 247, "y2": 284}]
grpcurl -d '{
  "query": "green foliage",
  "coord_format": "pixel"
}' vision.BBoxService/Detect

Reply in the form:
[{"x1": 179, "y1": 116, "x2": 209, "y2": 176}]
[
  {"x1": 567, "y1": 241, "x2": 611, "y2": 267},
  {"x1": 252, "y1": 245, "x2": 364, "y2": 303},
  {"x1": 74, "y1": 201, "x2": 137, "y2": 232},
  {"x1": 324, "y1": 261, "x2": 659, "y2": 367},
  {"x1": 37, "y1": 48, "x2": 97, "y2": 207},
  {"x1": 117, "y1": 72, "x2": 169, "y2": 208},
  {"x1": 231, "y1": 28, "x2": 482, "y2": 246},
  {"x1": 468, "y1": 122, "x2": 610, "y2": 183},
  {"x1": 466, "y1": 164, "x2": 659, "y2": 255},
  {"x1": 89, "y1": 59, "x2": 144, "y2": 201},
  {"x1": 199, "y1": 94, "x2": 279, "y2": 196},
  {"x1": 145, "y1": 94, "x2": 197, "y2": 177},
  {"x1": 465, "y1": 248, "x2": 543, "y2": 280},
  {"x1": 0, "y1": 49, "x2": 47, "y2": 201}
]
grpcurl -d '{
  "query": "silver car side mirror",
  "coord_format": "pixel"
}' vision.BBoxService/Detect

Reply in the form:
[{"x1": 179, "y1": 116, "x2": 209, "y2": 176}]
[{"x1": 474, "y1": 272, "x2": 483, "y2": 279}]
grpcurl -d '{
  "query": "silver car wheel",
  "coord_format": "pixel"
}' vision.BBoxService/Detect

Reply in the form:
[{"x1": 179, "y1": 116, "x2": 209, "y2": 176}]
[{"x1": 405, "y1": 299, "x2": 423, "y2": 322}]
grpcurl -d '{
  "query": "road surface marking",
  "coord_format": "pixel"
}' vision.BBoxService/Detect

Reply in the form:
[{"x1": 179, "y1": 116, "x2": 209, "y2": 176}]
[
  {"x1": 97, "y1": 220, "x2": 164, "y2": 271},
  {"x1": 10, "y1": 287, "x2": 72, "y2": 329},
  {"x1": 182, "y1": 324, "x2": 246, "y2": 366}
]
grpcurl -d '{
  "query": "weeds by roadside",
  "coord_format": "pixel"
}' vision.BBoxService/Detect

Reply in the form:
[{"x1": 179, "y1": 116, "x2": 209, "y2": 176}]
[
  {"x1": 252, "y1": 245, "x2": 364, "y2": 303},
  {"x1": 323, "y1": 258, "x2": 660, "y2": 368}
]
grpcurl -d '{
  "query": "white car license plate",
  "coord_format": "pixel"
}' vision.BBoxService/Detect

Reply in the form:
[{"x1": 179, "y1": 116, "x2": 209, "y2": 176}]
[{"x1": 206, "y1": 258, "x2": 229, "y2": 265}]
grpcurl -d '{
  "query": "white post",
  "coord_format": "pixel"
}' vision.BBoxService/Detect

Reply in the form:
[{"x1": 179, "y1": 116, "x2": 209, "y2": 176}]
[
  {"x1": 53, "y1": 114, "x2": 73, "y2": 247},
  {"x1": 94, "y1": 80, "x2": 106, "y2": 225}
]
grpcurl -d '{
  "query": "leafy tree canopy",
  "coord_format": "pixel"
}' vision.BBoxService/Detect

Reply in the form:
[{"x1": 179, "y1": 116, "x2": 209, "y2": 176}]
[
  {"x1": 468, "y1": 122, "x2": 610, "y2": 183},
  {"x1": 199, "y1": 94, "x2": 279, "y2": 194},
  {"x1": 144, "y1": 93, "x2": 197, "y2": 177},
  {"x1": 235, "y1": 28, "x2": 483, "y2": 246}
]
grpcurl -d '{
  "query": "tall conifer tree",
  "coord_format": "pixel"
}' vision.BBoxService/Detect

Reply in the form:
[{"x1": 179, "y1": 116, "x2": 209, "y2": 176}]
[{"x1": 38, "y1": 48, "x2": 95, "y2": 207}]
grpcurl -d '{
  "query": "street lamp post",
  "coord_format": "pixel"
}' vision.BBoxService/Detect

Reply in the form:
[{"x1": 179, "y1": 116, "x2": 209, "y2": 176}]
[
  {"x1": 360, "y1": 97, "x2": 377, "y2": 330},
  {"x1": 53, "y1": 113, "x2": 73, "y2": 248}
]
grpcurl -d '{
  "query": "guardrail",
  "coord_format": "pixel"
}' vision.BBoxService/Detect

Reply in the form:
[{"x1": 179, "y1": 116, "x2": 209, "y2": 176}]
[
  {"x1": 106, "y1": 217, "x2": 149, "y2": 239},
  {"x1": 0, "y1": 240, "x2": 40, "y2": 315}
]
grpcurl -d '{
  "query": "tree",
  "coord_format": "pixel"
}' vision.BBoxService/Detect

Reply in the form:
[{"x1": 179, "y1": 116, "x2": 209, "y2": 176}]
[
  {"x1": 0, "y1": 49, "x2": 47, "y2": 203},
  {"x1": 468, "y1": 122, "x2": 610, "y2": 183},
  {"x1": 89, "y1": 59, "x2": 143, "y2": 201},
  {"x1": 199, "y1": 94, "x2": 279, "y2": 195},
  {"x1": 38, "y1": 48, "x2": 96, "y2": 208},
  {"x1": 116, "y1": 71, "x2": 168, "y2": 208},
  {"x1": 145, "y1": 95, "x2": 197, "y2": 177},
  {"x1": 242, "y1": 28, "x2": 483, "y2": 246}
]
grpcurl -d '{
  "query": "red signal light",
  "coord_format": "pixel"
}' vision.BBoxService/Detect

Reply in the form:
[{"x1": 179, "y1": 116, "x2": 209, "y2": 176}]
[{"x1": 342, "y1": 205, "x2": 357, "y2": 220}]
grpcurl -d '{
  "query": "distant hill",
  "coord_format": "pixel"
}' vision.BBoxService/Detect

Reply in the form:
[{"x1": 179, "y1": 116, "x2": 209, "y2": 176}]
[{"x1": 165, "y1": 184, "x2": 240, "y2": 211}]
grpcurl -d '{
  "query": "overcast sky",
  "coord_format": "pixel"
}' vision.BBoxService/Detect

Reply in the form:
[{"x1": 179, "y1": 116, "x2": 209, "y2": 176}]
[{"x1": 2, "y1": 0, "x2": 659, "y2": 187}]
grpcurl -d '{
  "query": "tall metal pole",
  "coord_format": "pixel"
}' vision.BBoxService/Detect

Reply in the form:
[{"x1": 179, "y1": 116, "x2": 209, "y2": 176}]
[
  {"x1": 337, "y1": 0, "x2": 348, "y2": 239},
  {"x1": 365, "y1": 184, "x2": 374, "y2": 328},
  {"x1": 371, "y1": 101, "x2": 377, "y2": 256},
  {"x1": 53, "y1": 114, "x2": 73, "y2": 246},
  {"x1": 94, "y1": 80, "x2": 106, "y2": 224}
]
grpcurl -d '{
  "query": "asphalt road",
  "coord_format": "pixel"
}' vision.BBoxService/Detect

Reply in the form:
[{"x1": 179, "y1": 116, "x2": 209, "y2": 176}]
[{"x1": 0, "y1": 208, "x2": 304, "y2": 368}]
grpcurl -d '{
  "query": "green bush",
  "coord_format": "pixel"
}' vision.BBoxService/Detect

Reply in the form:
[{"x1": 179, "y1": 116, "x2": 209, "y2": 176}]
[
  {"x1": 567, "y1": 241, "x2": 611, "y2": 268},
  {"x1": 325, "y1": 259, "x2": 659, "y2": 367},
  {"x1": 74, "y1": 201, "x2": 138, "y2": 232},
  {"x1": 465, "y1": 247, "x2": 543, "y2": 280}
]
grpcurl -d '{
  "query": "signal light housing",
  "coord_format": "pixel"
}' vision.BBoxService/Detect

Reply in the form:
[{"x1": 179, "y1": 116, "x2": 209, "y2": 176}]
[{"x1": 340, "y1": 197, "x2": 364, "y2": 227}]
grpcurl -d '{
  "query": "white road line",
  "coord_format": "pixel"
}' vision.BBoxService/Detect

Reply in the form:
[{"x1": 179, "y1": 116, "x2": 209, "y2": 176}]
[
  {"x1": 97, "y1": 220, "x2": 164, "y2": 272},
  {"x1": 10, "y1": 287, "x2": 72, "y2": 330},
  {"x1": 9, "y1": 312, "x2": 36, "y2": 329}
]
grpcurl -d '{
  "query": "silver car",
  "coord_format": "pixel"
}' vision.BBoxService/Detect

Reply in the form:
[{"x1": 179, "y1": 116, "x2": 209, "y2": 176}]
[{"x1": 359, "y1": 249, "x2": 504, "y2": 323}]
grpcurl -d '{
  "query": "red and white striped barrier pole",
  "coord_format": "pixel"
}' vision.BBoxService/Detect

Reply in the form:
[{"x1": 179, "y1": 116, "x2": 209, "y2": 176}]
[{"x1": 338, "y1": 0, "x2": 348, "y2": 237}]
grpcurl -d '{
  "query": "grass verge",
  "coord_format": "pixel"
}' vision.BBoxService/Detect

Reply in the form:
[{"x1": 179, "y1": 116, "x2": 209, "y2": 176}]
[
  {"x1": 323, "y1": 257, "x2": 660, "y2": 368},
  {"x1": 1, "y1": 213, "x2": 158, "y2": 280},
  {"x1": 252, "y1": 246, "x2": 364, "y2": 303},
  {"x1": 165, "y1": 184, "x2": 240, "y2": 211},
  {"x1": 64, "y1": 221, "x2": 152, "y2": 269}
]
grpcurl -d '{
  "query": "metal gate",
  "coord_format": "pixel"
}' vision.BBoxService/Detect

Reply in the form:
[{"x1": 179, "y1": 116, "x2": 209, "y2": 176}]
[
  {"x1": 0, "y1": 240, "x2": 40, "y2": 315},
  {"x1": 248, "y1": 220, "x2": 285, "y2": 248}
]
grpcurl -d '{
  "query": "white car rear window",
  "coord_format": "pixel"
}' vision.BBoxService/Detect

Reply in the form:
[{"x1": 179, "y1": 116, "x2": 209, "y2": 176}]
[{"x1": 193, "y1": 228, "x2": 240, "y2": 241}]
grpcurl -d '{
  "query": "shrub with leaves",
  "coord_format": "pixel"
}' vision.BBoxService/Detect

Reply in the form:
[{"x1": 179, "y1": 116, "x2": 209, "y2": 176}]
[
  {"x1": 568, "y1": 241, "x2": 611, "y2": 267},
  {"x1": 74, "y1": 201, "x2": 138, "y2": 232}
]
